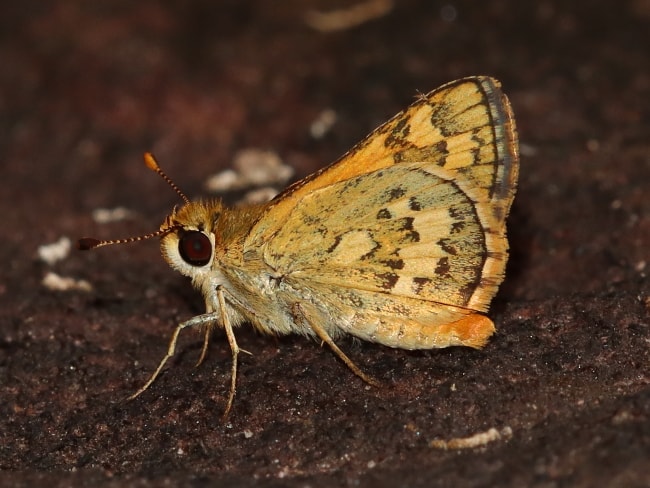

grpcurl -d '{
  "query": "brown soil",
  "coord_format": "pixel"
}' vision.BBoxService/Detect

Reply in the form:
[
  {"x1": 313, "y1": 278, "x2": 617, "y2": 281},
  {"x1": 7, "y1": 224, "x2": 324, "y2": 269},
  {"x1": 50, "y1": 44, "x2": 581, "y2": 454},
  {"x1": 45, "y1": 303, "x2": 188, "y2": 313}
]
[{"x1": 1, "y1": 1, "x2": 648, "y2": 486}]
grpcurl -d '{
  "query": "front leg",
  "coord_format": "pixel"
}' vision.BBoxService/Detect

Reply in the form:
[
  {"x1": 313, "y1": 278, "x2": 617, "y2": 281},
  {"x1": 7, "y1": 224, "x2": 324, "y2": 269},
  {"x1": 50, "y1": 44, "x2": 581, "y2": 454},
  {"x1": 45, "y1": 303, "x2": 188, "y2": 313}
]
[
  {"x1": 128, "y1": 311, "x2": 220, "y2": 400},
  {"x1": 217, "y1": 285, "x2": 240, "y2": 419}
]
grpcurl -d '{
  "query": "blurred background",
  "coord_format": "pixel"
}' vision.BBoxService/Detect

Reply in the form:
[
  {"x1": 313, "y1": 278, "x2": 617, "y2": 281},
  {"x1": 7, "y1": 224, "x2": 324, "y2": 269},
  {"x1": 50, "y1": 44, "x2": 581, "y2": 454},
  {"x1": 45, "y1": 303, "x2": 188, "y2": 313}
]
[{"x1": 1, "y1": 1, "x2": 648, "y2": 486}]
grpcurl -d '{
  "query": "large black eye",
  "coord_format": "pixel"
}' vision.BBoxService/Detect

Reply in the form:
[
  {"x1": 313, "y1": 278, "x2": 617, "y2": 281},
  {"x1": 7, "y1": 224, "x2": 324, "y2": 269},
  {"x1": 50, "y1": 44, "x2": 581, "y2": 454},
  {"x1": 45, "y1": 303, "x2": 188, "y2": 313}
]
[{"x1": 178, "y1": 231, "x2": 212, "y2": 266}]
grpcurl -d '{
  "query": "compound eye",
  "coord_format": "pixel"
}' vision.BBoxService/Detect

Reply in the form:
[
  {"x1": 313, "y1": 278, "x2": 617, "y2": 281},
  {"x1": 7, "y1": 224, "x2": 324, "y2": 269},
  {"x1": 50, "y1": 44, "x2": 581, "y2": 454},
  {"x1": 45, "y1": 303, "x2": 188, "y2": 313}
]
[{"x1": 178, "y1": 231, "x2": 212, "y2": 266}]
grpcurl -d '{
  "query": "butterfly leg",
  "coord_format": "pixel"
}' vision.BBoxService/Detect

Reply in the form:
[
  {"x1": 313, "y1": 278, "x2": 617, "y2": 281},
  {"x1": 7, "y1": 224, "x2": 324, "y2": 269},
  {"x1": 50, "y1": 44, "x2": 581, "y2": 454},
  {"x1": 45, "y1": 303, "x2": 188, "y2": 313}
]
[
  {"x1": 217, "y1": 285, "x2": 239, "y2": 419},
  {"x1": 293, "y1": 302, "x2": 381, "y2": 387},
  {"x1": 128, "y1": 311, "x2": 218, "y2": 401},
  {"x1": 195, "y1": 327, "x2": 211, "y2": 367}
]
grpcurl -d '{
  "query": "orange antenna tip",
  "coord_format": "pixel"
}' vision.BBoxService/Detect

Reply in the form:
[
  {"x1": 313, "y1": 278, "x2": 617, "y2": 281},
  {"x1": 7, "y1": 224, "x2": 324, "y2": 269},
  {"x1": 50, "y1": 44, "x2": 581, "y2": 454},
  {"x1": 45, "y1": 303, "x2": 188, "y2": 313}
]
[
  {"x1": 77, "y1": 154, "x2": 189, "y2": 253},
  {"x1": 142, "y1": 152, "x2": 190, "y2": 205},
  {"x1": 143, "y1": 152, "x2": 160, "y2": 171}
]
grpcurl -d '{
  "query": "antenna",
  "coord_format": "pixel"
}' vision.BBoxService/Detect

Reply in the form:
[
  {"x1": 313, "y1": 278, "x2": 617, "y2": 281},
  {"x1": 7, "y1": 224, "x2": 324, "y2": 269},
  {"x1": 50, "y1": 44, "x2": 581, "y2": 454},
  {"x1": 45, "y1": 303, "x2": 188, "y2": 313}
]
[
  {"x1": 77, "y1": 229, "x2": 173, "y2": 250},
  {"x1": 77, "y1": 153, "x2": 186, "y2": 251},
  {"x1": 143, "y1": 152, "x2": 190, "y2": 205}
]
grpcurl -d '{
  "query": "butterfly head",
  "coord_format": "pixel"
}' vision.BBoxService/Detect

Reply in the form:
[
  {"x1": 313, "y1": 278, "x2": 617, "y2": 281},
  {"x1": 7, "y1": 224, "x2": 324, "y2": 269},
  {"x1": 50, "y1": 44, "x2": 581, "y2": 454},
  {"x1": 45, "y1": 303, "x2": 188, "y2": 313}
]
[
  {"x1": 78, "y1": 153, "x2": 222, "y2": 281},
  {"x1": 158, "y1": 200, "x2": 223, "y2": 279}
]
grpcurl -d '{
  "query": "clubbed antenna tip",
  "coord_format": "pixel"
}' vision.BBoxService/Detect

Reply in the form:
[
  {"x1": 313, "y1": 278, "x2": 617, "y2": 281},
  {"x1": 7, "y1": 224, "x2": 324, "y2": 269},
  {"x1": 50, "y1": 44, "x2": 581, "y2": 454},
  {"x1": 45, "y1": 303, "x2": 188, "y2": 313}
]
[
  {"x1": 143, "y1": 152, "x2": 160, "y2": 171},
  {"x1": 143, "y1": 152, "x2": 190, "y2": 205},
  {"x1": 77, "y1": 153, "x2": 188, "y2": 252},
  {"x1": 77, "y1": 237, "x2": 102, "y2": 250}
]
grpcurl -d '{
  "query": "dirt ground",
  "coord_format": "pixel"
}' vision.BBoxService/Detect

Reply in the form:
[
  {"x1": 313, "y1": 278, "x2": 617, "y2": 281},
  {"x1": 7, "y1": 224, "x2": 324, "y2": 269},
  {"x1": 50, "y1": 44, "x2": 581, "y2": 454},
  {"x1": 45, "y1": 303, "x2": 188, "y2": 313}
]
[{"x1": 1, "y1": 1, "x2": 649, "y2": 486}]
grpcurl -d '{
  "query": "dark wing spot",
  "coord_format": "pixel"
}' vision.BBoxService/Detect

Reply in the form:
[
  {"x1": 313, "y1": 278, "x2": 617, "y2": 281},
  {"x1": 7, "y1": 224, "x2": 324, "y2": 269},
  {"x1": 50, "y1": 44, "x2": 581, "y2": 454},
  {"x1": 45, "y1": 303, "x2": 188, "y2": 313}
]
[
  {"x1": 385, "y1": 118, "x2": 411, "y2": 148},
  {"x1": 430, "y1": 101, "x2": 454, "y2": 137},
  {"x1": 412, "y1": 277, "x2": 432, "y2": 294},
  {"x1": 434, "y1": 140, "x2": 449, "y2": 166},
  {"x1": 381, "y1": 258, "x2": 404, "y2": 270},
  {"x1": 450, "y1": 221, "x2": 465, "y2": 234},
  {"x1": 435, "y1": 257, "x2": 451, "y2": 277},
  {"x1": 408, "y1": 196, "x2": 422, "y2": 211},
  {"x1": 388, "y1": 186, "x2": 407, "y2": 201},
  {"x1": 394, "y1": 117, "x2": 410, "y2": 136},
  {"x1": 338, "y1": 176, "x2": 364, "y2": 196},
  {"x1": 458, "y1": 282, "x2": 477, "y2": 304},
  {"x1": 437, "y1": 238, "x2": 457, "y2": 255},
  {"x1": 377, "y1": 208, "x2": 392, "y2": 219},
  {"x1": 471, "y1": 128, "x2": 488, "y2": 148},
  {"x1": 399, "y1": 217, "x2": 420, "y2": 242},
  {"x1": 376, "y1": 272, "x2": 399, "y2": 290},
  {"x1": 326, "y1": 234, "x2": 342, "y2": 254}
]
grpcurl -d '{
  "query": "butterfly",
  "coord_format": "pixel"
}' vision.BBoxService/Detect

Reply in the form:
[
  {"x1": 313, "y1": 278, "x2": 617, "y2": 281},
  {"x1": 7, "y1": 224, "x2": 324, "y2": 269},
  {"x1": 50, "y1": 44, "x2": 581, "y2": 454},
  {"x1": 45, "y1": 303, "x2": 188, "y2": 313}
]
[{"x1": 79, "y1": 76, "x2": 519, "y2": 417}]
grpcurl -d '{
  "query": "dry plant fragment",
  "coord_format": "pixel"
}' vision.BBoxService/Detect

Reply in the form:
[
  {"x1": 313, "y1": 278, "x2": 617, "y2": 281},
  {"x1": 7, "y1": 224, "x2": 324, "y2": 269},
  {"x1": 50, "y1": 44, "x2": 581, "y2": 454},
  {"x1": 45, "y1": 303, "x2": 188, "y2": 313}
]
[
  {"x1": 430, "y1": 426, "x2": 513, "y2": 450},
  {"x1": 305, "y1": 0, "x2": 393, "y2": 32}
]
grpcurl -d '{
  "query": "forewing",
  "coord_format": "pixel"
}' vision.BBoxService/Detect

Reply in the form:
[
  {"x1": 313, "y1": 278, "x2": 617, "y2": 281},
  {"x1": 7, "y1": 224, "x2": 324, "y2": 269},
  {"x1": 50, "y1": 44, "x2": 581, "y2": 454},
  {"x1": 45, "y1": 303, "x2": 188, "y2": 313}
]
[{"x1": 245, "y1": 76, "x2": 518, "y2": 313}]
